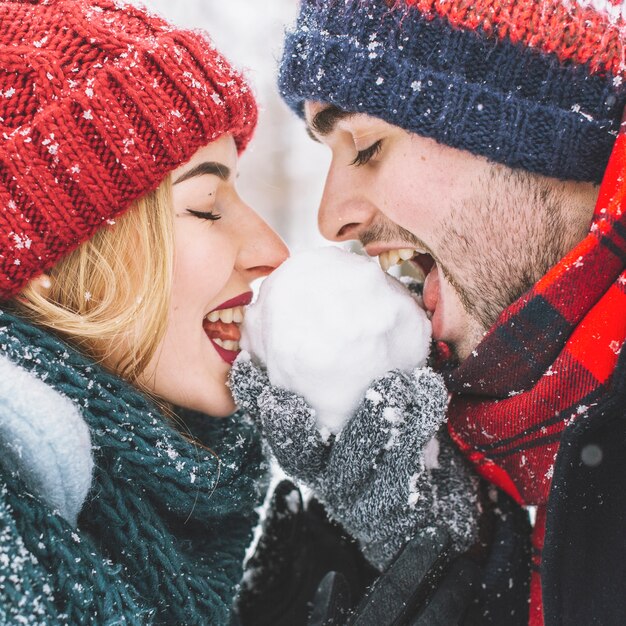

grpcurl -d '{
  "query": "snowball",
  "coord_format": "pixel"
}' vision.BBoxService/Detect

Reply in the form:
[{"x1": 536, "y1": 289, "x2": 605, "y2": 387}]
[{"x1": 241, "y1": 247, "x2": 431, "y2": 434}]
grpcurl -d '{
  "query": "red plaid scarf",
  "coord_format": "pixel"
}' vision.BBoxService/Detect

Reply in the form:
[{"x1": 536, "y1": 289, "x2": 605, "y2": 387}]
[{"x1": 445, "y1": 119, "x2": 626, "y2": 626}]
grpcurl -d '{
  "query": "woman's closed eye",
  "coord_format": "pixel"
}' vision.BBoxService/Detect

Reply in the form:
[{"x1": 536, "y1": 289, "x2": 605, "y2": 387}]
[
  {"x1": 350, "y1": 140, "x2": 382, "y2": 167},
  {"x1": 186, "y1": 208, "x2": 221, "y2": 221}
]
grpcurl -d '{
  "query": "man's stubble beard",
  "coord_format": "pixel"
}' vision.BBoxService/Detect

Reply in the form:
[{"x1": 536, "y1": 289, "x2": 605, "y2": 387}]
[
  {"x1": 440, "y1": 168, "x2": 579, "y2": 340},
  {"x1": 359, "y1": 167, "x2": 593, "y2": 360}
]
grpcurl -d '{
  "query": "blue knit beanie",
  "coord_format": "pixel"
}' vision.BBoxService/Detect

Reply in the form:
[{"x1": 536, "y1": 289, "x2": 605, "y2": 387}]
[{"x1": 279, "y1": 0, "x2": 626, "y2": 183}]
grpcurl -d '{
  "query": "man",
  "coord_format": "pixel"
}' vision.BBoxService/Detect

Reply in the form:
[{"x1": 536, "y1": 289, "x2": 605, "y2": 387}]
[{"x1": 234, "y1": 2, "x2": 626, "y2": 625}]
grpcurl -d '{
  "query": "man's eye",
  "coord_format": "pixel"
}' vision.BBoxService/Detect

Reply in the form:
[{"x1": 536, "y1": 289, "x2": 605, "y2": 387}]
[
  {"x1": 187, "y1": 209, "x2": 221, "y2": 221},
  {"x1": 350, "y1": 140, "x2": 382, "y2": 166}
]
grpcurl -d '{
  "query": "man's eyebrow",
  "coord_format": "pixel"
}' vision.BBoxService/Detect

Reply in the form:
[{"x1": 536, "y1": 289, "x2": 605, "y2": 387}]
[
  {"x1": 173, "y1": 161, "x2": 230, "y2": 185},
  {"x1": 308, "y1": 105, "x2": 355, "y2": 138}
]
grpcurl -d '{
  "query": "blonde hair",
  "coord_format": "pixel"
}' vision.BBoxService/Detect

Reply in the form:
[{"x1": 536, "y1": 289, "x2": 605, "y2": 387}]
[{"x1": 14, "y1": 176, "x2": 174, "y2": 385}]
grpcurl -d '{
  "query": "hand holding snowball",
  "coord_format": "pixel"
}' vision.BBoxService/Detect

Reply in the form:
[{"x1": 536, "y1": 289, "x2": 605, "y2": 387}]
[
  {"x1": 240, "y1": 247, "x2": 431, "y2": 438},
  {"x1": 229, "y1": 248, "x2": 480, "y2": 569}
]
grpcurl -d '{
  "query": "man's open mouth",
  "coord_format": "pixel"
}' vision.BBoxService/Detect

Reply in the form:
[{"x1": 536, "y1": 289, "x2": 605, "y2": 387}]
[
  {"x1": 377, "y1": 247, "x2": 436, "y2": 282},
  {"x1": 377, "y1": 248, "x2": 440, "y2": 323}
]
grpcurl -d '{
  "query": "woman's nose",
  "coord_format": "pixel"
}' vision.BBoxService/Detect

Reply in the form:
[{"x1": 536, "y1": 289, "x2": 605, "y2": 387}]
[
  {"x1": 317, "y1": 163, "x2": 374, "y2": 242},
  {"x1": 238, "y1": 206, "x2": 289, "y2": 280}
]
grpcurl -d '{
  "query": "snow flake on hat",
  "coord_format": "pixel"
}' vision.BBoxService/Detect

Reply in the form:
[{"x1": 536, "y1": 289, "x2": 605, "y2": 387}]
[
  {"x1": 183, "y1": 71, "x2": 203, "y2": 90},
  {"x1": 122, "y1": 135, "x2": 135, "y2": 154},
  {"x1": 41, "y1": 133, "x2": 59, "y2": 156},
  {"x1": 570, "y1": 103, "x2": 595, "y2": 123},
  {"x1": 10, "y1": 232, "x2": 32, "y2": 251},
  {"x1": 85, "y1": 78, "x2": 95, "y2": 98},
  {"x1": 368, "y1": 33, "x2": 381, "y2": 58}
]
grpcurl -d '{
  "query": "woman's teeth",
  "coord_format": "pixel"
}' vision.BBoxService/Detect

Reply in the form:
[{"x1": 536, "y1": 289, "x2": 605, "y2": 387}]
[
  {"x1": 204, "y1": 305, "x2": 244, "y2": 354},
  {"x1": 212, "y1": 338, "x2": 240, "y2": 351},
  {"x1": 205, "y1": 305, "x2": 245, "y2": 324}
]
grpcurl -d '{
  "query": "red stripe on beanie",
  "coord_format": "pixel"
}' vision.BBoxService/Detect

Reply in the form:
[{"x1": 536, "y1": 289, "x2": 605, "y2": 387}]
[{"x1": 405, "y1": 0, "x2": 625, "y2": 78}]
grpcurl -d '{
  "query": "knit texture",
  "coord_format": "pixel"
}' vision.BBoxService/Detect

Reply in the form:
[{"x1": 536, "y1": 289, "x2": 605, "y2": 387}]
[
  {"x1": 445, "y1": 112, "x2": 626, "y2": 625},
  {"x1": 0, "y1": 0, "x2": 257, "y2": 299},
  {"x1": 0, "y1": 310, "x2": 268, "y2": 625},
  {"x1": 279, "y1": 0, "x2": 626, "y2": 183},
  {"x1": 230, "y1": 357, "x2": 480, "y2": 572}
]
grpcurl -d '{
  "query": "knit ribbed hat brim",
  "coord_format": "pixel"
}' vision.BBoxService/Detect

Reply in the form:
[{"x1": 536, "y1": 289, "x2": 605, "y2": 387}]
[
  {"x1": 279, "y1": 0, "x2": 625, "y2": 184},
  {"x1": 0, "y1": 0, "x2": 257, "y2": 299}
]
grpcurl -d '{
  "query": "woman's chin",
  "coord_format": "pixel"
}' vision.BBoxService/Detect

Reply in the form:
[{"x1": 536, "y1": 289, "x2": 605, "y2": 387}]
[
  {"x1": 180, "y1": 390, "x2": 237, "y2": 418},
  {"x1": 206, "y1": 400, "x2": 237, "y2": 418}
]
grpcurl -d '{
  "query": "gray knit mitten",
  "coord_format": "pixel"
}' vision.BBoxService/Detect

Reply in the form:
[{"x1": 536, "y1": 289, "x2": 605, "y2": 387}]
[{"x1": 229, "y1": 358, "x2": 480, "y2": 571}]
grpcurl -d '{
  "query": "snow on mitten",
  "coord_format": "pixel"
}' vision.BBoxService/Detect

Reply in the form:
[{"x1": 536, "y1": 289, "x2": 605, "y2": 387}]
[{"x1": 229, "y1": 358, "x2": 480, "y2": 570}]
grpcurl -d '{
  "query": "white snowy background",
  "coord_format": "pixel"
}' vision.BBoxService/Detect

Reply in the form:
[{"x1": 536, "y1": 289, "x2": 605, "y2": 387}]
[{"x1": 135, "y1": 0, "x2": 330, "y2": 251}]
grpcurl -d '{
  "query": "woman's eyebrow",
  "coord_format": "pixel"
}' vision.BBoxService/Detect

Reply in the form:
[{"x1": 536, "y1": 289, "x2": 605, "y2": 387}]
[{"x1": 173, "y1": 161, "x2": 231, "y2": 185}]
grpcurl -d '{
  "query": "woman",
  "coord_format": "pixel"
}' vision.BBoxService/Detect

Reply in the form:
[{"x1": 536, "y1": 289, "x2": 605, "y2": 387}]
[{"x1": 0, "y1": 0, "x2": 287, "y2": 623}]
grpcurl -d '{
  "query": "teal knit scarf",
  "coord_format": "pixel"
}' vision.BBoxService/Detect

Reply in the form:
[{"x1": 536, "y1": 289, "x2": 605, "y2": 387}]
[{"x1": 0, "y1": 309, "x2": 267, "y2": 625}]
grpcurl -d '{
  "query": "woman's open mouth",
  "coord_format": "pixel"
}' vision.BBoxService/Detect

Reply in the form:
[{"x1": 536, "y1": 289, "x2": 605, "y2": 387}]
[{"x1": 202, "y1": 292, "x2": 252, "y2": 365}]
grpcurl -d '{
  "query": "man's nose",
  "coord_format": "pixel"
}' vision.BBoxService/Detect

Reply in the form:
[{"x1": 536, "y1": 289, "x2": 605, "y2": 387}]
[
  {"x1": 237, "y1": 205, "x2": 289, "y2": 280},
  {"x1": 317, "y1": 164, "x2": 375, "y2": 242}
]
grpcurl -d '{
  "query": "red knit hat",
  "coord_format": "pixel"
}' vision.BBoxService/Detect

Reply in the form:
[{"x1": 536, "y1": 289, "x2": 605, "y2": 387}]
[{"x1": 0, "y1": 0, "x2": 258, "y2": 299}]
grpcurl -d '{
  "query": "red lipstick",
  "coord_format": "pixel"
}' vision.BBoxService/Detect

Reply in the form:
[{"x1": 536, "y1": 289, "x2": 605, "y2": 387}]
[
  {"x1": 204, "y1": 291, "x2": 252, "y2": 365},
  {"x1": 210, "y1": 291, "x2": 253, "y2": 313},
  {"x1": 209, "y1": 340, "x2": 240, "y2": 365}
]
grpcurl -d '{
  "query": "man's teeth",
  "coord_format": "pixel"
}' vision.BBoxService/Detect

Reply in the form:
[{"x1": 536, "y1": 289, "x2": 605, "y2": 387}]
[
  {"x1": 212, "y1": 338, "x2": 240, "y2": 351},
  {"x1": 205, "y1": 305, "x2": 245, "y2": 324},
  {"x1": 378, "y1": 248, "x2": 416, "y2": 272}
]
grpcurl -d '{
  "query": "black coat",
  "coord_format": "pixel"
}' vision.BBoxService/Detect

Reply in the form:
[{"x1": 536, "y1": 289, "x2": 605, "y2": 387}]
[
  {"x1": 234, "y1": 351, "x2": 626, "y2": 626},
  {"x1": 542, "y1": 347, "x2": 626, "y2": 626}
]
